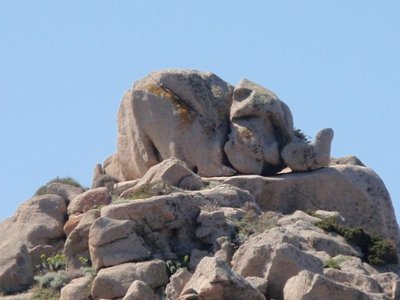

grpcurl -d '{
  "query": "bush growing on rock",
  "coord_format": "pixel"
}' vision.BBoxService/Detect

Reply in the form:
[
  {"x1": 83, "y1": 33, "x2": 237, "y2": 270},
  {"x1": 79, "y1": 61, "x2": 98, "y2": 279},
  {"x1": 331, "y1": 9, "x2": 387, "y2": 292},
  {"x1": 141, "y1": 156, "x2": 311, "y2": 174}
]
[
  {"x1": 34, "y1": 176, "x2": 85, "y2": 196},
  {"x1": 230, "y1": 211, "x2": 280, "y2": 245},
  {"x1": 315, "y1": 219, "x2": 398, "y2": 266},
  {"x1": 37, "y1": 253, "x2": 66, "y2": 273}
]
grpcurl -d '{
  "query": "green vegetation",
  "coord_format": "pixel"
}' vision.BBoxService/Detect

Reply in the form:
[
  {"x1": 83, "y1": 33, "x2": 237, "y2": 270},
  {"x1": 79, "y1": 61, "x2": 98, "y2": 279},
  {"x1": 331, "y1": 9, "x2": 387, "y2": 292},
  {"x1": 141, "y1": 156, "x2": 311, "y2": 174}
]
[
  {"x1": 230, "y1": 211, "x2": 280, "y2": 245},
  {"x1": 34, "y1": 271, "x2": 69, "y2": 291},
  {"x1": 36, "y1": 253, "x2": 66, "y2": 273},
  {"x1": 34, "y1": 176, "x2": 84, "y2": 196},
  {"x1": 165, "y1": 255, "x2": 190, "y2": 276},
  {"x1": 315, "y1": 219, "x2": 398, "y2": 266},
  {"x1": 293, "y1": 128, "x2": 311, "y2": 144},
  {"x1": 113, "y1": 182, "x2": 182, "y2": 204},
  {"x1": 323, "y1": 258, "x2": 340, "y2": 269}
]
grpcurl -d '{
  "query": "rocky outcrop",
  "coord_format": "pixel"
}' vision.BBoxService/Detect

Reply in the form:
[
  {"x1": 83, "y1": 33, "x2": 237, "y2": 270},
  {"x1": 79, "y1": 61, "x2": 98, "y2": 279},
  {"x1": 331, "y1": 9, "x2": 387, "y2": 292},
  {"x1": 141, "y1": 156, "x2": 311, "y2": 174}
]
[
  {"x1": 281, "y1": 128, "x2": 334, "y2": 171},
  {"x1": 64, "y1": 209, "x2": 100, "y2": 271},
  {"x1": 122, "y1": 280, "x2": 156, "y2": 300},
  {"x1": 283, "y1": 270, "x2": 382, "y2": 300},
  {"x1": 0, "y1": 70, "x2": 399, "y2": 300},
  {"x1": 91, "y1": 260, "x2": 168, "y2": 299},
  {"x1": 224, "y1": 79, "x2": 294, "y2": 175},
  {"x1": 219, "y1": 164, "x2": 400, "y2": 247},
  {"x1": 104, "y1": 69, "x2": 236, "y2": 181},
  {"x1": 0, "y1": 194, "x2": 66, "y2": 293},
  {"x1": 88, "y1": 217, "x2": 150, "y2": 270},
  {"x1": 180, "y1": 256, "x2": 266, "y2": 300},
  {"x1": 60, "y1": 275, "x2": 93, "y2": 300},
  {"x1": 67, "y1": 187, "x2": 110, "y2": 215}
]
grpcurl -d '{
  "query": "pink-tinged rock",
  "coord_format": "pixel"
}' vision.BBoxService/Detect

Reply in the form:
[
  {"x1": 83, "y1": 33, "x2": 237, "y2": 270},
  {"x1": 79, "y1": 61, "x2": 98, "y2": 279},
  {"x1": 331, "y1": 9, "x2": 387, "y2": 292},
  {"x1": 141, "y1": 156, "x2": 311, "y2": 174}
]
[
  {"x1": 47, "y1": 182, "x2": 85, "y2": 204},
  {"x1": 220, "y1": 164, "x2": 400, "y2": 247},
  {"x1": 224, "y1": 79, "x2": 293, "y2": 175},
  {"x1": 64, "y1": 209, "x2": 100, "y2": 271},
  {"x1": 181, "y1": 257, "x2": 266, "y2": 300},
  {"x1": 104, "y1": 69, "x2": 235, "y2": 181},
  {"x1": 68, "y1": 187, "x2": 110, "y2": 215},
  {"x1": 88, "y1": 217, "x2": 150, "y2": 270},
  {"x1": 91, "y1": 260, "x2": 168, "y2": 300},
  {"x1": 122, "y1": 280, "x2": 156, "y2": 300},
  {"x1": 284, "y1": 270, "x2": 384, "y2": 300},
  {"x1": 60, "y1": 275, "x2": 93, "y2": 300}
]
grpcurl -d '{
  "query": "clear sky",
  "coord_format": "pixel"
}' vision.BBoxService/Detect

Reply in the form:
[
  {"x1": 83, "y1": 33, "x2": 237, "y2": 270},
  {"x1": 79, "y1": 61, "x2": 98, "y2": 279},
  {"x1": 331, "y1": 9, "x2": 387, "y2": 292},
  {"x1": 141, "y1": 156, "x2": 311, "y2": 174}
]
[{"x1": 1, "y1": 1, "x2": 399, "y2": 222}]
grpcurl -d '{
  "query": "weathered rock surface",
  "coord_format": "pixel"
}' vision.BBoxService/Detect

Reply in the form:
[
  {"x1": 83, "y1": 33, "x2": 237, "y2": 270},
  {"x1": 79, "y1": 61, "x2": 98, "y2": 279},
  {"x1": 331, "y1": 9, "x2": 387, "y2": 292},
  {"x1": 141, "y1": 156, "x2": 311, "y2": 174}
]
[
  {"x1": 88, "y1": 217, "x2": 150, "y2": 270},
  {"x1": 323, "y1": 268, "x2": 381, "y2": 294},
  {"x1": 195, "y1": 207, "x2": 243, "y2": 247},
  {"x1": 0, "y1": 242, "x2": 33, "y2": 293},
  {"x1": 281, "y1": 128, "x2": 334, "y2": 171},
  {"x1": 224, "y1": 79, "x2": 293, "y2": 175},
  {"x1": 102, "y1": 184, "x2": 258, "y2": 258},
  {"x1": 0, "y1": 194, "x2": 66, "y2": 293},
  {"x1": 63, "y1": 214, "x2": 83, "y2": 236},
  {"x1": 220, "y1": 164, "x2": 400, "y2": 246},
  {"x1": 91, "y1": 260, "x2": 168, "y2": 299},
  {"x1": 104, "y1": 69, "x2": 236, "y2": 181},
  {"x1": 68, "y1": 187, "x2": 110, "y2": 215},
  {"x1": 135, "y1": 157, "x2": 204, "y2": 190},
  {"x1": 181, "y1": 256, "x2": 266, "y2": 300},
  {"x1": 284, "y1": 270, "x2": 384, "y2": 300},
  {"x1": 165, "y1": 268, "x2": 193, "y2": 300},
  {"x1": 122, "y1": 280, "x2": 156, "y2": 300},
  {"x1": 47, "y1": 182, "x2": 85, "y2": 204},
  {"x1": 331, "y1": 155, "x2": 365, "y2": 167},
  {"x1": 120, "y1": 158, "x2": 204, "y2": 198},
  {"x1": 64, "y1": 209, "x2": 100, "y2": 271},
  {"x1": 60, "y1": 275, "x2": 93, "y2": 300},
  {"x1": 265, "y1": 243, "x2": 324, "y2": 299},
  {"x1": 1, "y1": 70, "x2": 400, "y2": 300}
]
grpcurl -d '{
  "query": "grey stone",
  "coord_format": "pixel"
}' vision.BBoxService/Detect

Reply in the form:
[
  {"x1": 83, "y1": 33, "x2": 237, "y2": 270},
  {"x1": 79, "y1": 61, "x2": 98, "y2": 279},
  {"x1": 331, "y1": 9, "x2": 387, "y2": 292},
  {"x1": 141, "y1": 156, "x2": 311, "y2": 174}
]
[
  {"x1": 122, "y1": 280, "x2": 156, "y2": 300},
  {"x1": 281, "y1": 128, "x2": 334, "y2": 172},
  {"x1": 224, "y1": 79, "x2": 293, "y2": 175},
  {"x1": 91, "y1": 260, "x2": 168, "y2": 300}
]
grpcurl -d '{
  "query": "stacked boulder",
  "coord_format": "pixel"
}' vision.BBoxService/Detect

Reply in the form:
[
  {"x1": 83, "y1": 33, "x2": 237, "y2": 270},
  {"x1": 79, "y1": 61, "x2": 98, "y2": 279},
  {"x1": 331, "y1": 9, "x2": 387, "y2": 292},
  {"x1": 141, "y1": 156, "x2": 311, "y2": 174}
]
[{"x1": 0, "y1": 69, "x2": 399, "y2": 300}]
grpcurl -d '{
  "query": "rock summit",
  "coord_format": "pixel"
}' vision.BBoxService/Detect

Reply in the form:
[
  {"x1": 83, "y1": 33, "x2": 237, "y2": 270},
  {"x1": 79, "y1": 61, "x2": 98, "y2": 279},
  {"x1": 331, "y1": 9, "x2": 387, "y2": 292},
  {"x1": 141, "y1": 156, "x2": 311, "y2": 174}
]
[{"x1": 0, "y1": 69, "x2": 399, "y2": 300}]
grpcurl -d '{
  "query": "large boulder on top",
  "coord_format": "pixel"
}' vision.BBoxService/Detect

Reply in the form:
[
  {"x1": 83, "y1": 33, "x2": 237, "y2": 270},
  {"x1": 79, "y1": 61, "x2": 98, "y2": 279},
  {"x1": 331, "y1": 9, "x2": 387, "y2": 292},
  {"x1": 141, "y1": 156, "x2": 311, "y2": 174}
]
[
  {"x1": 219, "y1": 164, "x2": 400, "y2": 247},
  {"x1": 104, "y1": 69, "x2": 236, "y2": 181},
  {"x1": 224, "y1": 79, "x2": 294, "y2": 175}
]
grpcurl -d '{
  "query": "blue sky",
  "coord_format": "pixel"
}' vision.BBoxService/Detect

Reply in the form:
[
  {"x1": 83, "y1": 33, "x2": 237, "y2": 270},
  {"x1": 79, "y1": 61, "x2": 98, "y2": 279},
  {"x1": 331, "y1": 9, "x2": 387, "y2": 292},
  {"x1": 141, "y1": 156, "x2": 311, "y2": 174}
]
[{"x1": 1, "y1": 1, "x2": 399, "y2": 222}]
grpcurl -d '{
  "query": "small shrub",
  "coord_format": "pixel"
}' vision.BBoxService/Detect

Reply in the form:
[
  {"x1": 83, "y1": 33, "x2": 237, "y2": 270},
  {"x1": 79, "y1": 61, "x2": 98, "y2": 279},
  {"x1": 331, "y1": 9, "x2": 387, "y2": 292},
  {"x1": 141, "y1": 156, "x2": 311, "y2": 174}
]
[
  {"x1": 34, "y1": 271, "x2": 70, "y2": 290},
  {"x1": 323, "y1": 258, "x2": 340, "y2": 270},
  {"x1": 36, "y1": 253, "x2": 66, "y2": 273},
  {"x1": 113, "y1": 182, "x2": 182, "y2": 203},
  {"x1": 293, "y1": 128, "x2": 311, "y2": 144},
  {"x1": 230, "y1": 211, "x2": 279, "y2": 245},
  {"x1": 315, "y1": 219, "x2": 398, "y2": 266},
  {"x1": 165, "y1": 255, "x2": 189, "y2": 277},
  {"x1": 34, "y1": 176, "x2": 84, "y2": 196}
]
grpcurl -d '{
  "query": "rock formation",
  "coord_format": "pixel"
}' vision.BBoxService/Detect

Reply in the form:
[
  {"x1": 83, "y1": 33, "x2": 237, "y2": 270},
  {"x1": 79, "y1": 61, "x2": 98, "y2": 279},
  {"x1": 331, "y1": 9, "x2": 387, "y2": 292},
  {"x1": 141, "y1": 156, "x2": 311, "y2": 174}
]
[{"x1": 0, "y1": 69, "x2": 399, "y2": 300}]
